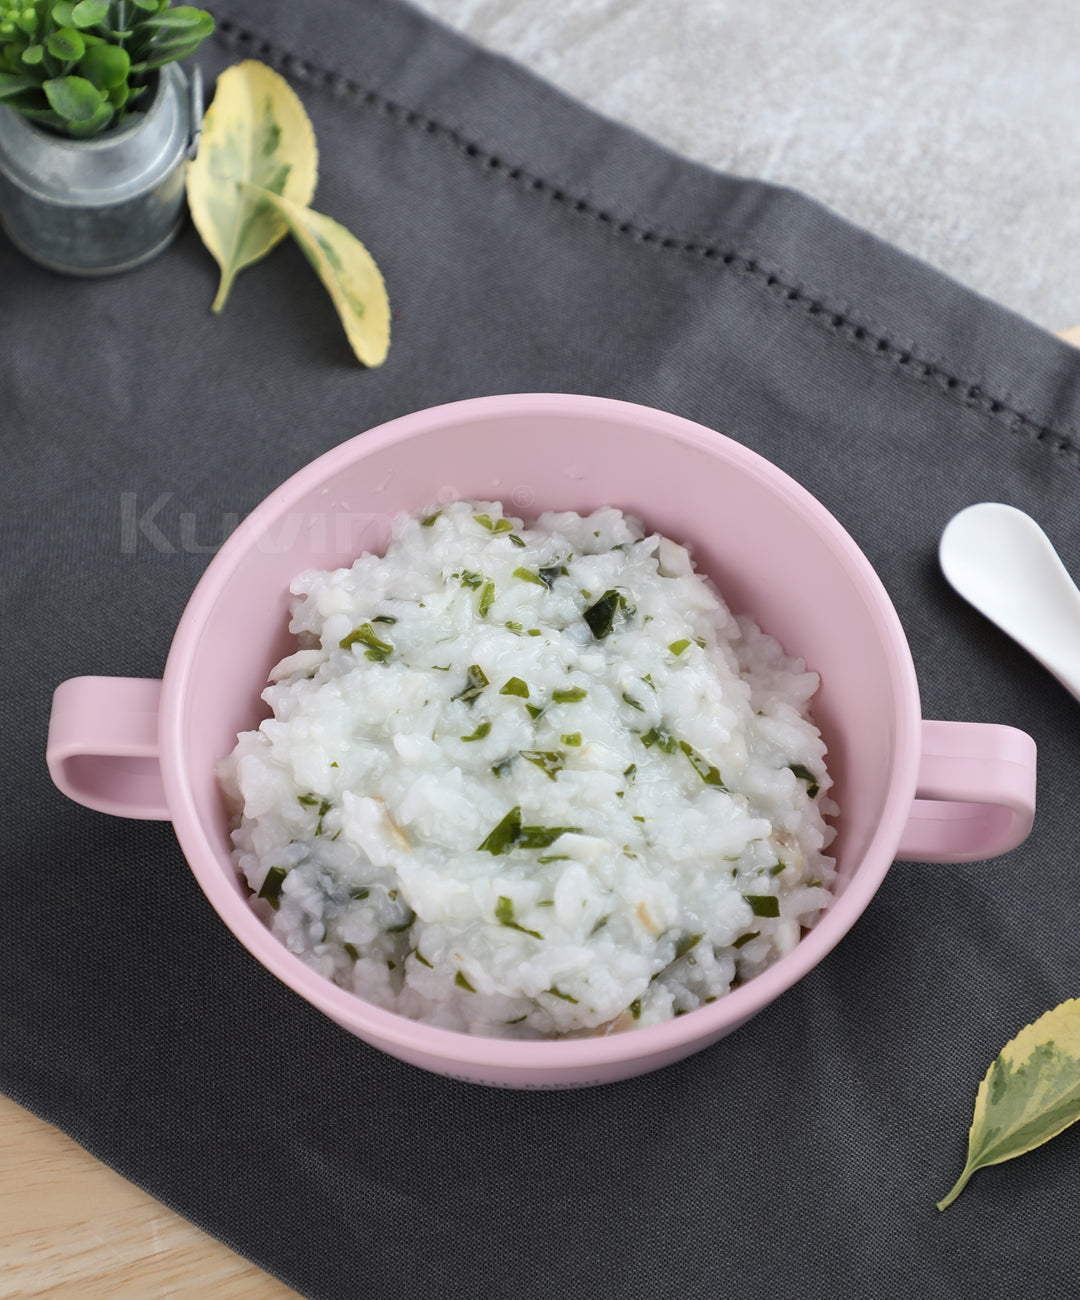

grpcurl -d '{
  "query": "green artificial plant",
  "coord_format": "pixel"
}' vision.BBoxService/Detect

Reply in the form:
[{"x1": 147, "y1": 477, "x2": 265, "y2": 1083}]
[{"x1": 0, "y1": 0, "x2": 212, "y2": 138}]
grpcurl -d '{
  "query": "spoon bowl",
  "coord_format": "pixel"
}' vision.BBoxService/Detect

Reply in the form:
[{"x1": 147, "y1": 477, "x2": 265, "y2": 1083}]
[{"x1": 939, "y1": 502, "x2": 1080, "y2": 703}]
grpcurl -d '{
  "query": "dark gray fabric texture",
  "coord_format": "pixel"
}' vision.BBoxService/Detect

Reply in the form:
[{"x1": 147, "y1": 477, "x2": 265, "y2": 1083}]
[{"x1": 4, "y1": 1, "x2": 1080, "y2": 1295}]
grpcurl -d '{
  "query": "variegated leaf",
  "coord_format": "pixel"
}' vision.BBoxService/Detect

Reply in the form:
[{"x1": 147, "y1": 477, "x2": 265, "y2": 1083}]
[
  {"x1": 938, "y1": 998, "x2": 1080, "y2": 1209},
  {"x1": 186, "y1": 60, "x2": 318, "y2": 311}
]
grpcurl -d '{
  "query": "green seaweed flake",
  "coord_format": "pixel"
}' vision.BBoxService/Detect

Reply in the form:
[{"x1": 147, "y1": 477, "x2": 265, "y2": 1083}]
[
  {"x1": 461, "y1": 721, "x2": 492, "y2": 742},
  {"x1": 454, "y1": 664, "x2": 489, "y2": 702},
  {"x1": 538, "y1": 564, "x2": 568, "y2": 587},
  {"x1": 477, "y1": 805, "x2": 579, "y2": 854},
  {"x1": 387, "y1": 906, "x2": 417, "y2": 934},
  {"x1": 314, "y1": 798, "x2": 332, "y2": 836},
  {"x1": 495, "y1": 895, "x2": 543, "y2": 940},
  {"x1": 552, "y1": 686, "x2": 586, "y2": 704},
  {"x1": 789, "y1": 763, "x2": 821, "y2": 799},
  {"x1": 640, "y1": 727, "x2": 678, "y2": 754},
  {"x1": 258, "y1": 866, "x2": 288, "y2": 910},
  {"x1": 583, "y1": 589, "x2": 622, "y2": 639},
  {"x1": 521, "y1": 750, "x2": 563, "y2": 780},
  {"x1": 339, "y1": 622, "x2": 394, "y2": 661},
  {"x1": 519, "y1": 824, "x2": 582, "y2": 849},
  {"x1": 546, "y1": 986, "x2": 578, "y2": 1004},
  {"x1": 474, "y1": 513, "x2": 514, "y2": 534},
  {"x1": 513, "y1": 567, "x2": 546, "y2": 586},
  {"x1": 673, "y1": 932, "x2": 704, "y2": 960},
  {"x1": 478, "y1": 805, "x2": 523, "y2": 854},
  {"x1": 745, "y1": 895, "x2": 780, "y2": 918},
  {"x1": 679, "y1": 740, "x2": 727, "y2": 788}
]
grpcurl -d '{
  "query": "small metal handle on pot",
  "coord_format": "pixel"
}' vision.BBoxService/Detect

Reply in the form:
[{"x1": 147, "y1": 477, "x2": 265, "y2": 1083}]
[
  {"x1": 46, "y1": 677, "x2": 169, "y2": 820},
  {"x1": 187, "y1": 64, "x2": 204, "y2": 161},
  {"x1": 895, "y1": 720, "x2": 1036, "y2": 862}
]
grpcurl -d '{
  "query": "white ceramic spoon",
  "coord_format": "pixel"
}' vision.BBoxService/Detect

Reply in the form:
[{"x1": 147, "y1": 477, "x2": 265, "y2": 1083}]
[{"x1": 939, "y1": 502, "x2": 1080, "y2": 704}]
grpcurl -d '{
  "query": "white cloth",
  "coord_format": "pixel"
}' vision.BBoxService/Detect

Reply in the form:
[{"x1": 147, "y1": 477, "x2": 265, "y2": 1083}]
[{"x1": 413, "y1": 0, "x2": 1079, "y2": 331}]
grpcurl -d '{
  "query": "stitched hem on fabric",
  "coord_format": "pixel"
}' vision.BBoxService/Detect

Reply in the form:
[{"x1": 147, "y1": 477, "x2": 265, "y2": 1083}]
[{"x1": 212, "y1": 17, "x2": 1080, "y2": 466}]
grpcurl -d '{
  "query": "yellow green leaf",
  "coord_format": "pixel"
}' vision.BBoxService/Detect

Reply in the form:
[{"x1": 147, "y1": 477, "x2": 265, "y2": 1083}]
[
  {"x1": 186, "y1": 60, "x2": 318, "y2": 312},
  {"x1": 247, "y1": 186, "x2": 390, "y2": 368},
  {"x1": 937, "y1": 998, "x2": 1080, "y2": 1210}
]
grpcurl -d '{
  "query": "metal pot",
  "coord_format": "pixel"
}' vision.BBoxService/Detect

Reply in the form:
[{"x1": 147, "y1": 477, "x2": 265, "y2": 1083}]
[{"x1": 0, "y1": 63, "x2": 202, "y2": 276}]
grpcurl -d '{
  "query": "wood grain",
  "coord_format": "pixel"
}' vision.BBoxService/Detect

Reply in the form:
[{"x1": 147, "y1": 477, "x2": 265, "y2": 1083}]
[{"x1": 0, "y1": 1094, "x2": 303, "y2": 1300}]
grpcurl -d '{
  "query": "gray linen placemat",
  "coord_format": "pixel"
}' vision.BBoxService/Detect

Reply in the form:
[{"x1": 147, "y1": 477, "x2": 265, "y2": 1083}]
[{"x1": 3, "y1": 1, "x2": 1080, "y2": 1295}]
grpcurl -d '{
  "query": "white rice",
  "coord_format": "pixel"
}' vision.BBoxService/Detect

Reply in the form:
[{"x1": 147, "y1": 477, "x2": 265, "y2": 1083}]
[{"x1": 219, "y1": 501, "x2": 836, "y2": 1037}]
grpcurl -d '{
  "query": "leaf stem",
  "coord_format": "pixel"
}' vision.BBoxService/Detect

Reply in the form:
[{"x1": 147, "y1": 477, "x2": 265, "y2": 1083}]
[
  {"x1": 210, "y1": 274, "x2": 232, "y2": 314},
  {"x1": 936, "y1": 1166, "x2": 975, "y2": 1211}
]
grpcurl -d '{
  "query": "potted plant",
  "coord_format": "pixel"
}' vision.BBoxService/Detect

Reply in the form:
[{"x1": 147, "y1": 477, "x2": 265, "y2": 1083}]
[{"x1": 0, "y1": 0, "x2": 213, "y2": 274}]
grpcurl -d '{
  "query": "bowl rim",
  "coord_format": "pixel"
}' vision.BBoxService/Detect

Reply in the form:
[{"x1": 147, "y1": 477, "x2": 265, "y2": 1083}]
[{"x1": 160, "y1": 393, "x2": 922, "y2": 1071}]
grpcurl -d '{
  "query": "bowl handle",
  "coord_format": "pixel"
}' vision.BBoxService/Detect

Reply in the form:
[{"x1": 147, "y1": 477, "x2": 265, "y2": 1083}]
[
  {"x1": 46, "y1": 677, "x2": 170, "y2": 820},
  {"x1": 895, "y1": 720, "x2": 1036, "y2": 862}
]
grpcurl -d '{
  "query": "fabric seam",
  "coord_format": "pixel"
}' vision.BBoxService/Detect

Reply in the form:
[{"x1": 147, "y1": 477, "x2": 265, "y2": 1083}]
[{"x1": 212, "y1": 18, "x2": 1080, "y2": 465}]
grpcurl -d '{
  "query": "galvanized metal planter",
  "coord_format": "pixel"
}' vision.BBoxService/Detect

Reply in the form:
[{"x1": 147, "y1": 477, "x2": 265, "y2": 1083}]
[{"x1": 0, "y1": 63, "x2": 202, "y2": 276}]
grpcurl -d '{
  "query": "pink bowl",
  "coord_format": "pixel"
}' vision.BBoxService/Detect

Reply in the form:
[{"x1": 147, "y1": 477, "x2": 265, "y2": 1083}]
[{"x1": 47, "y1": 395, "x2": 1036, "y2": 1087}]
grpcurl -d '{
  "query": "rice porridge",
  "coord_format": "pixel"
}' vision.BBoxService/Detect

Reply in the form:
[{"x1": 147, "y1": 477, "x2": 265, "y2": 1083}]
[{"x1": 218, "y1": 501, "x2": 836, "y2": 1037}]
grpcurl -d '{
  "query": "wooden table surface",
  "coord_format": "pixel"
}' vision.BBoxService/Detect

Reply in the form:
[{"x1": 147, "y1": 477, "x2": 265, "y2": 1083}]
[{"x1": 0, "y1": 1093, "x2": 302, "y2": 1299}]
